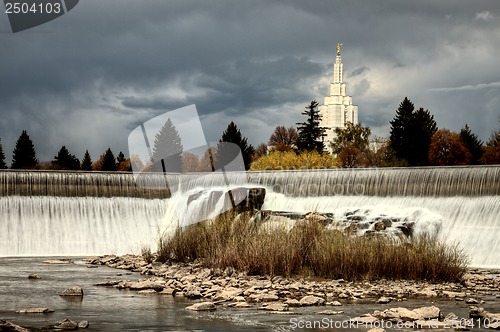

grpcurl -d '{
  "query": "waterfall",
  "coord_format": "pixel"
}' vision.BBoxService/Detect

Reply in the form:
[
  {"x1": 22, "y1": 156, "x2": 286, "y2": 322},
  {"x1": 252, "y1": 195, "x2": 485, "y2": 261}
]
[
  {"x1": 0, "y1": 196, "x2": 169, "y2": 257},
  {"x1": 1, "y1": 167, "x2": 499, "y2": 266},
  {"x1": 261, "y1": 193, "x2": 500, "y2": 268}
]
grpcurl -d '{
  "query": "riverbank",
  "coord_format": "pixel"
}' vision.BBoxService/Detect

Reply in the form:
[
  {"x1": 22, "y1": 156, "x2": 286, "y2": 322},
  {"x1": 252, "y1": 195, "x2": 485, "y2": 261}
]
[{"x1": 84, "y1": 254, "x2": 500, "y2": 330}]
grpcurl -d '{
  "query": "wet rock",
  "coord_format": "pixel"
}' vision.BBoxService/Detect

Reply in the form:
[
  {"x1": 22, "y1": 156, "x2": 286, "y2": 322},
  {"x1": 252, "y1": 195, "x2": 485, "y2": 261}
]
[
  {"x1": 248, "y1": 293, "x2": 279, "y2": 303},
  {"x1": 376, "y1": 296, "x2": 392, "y2": 304},
  {"x1": 78, "y1": 320, "x2": 89, "y2": 329},
  {"x1": 50, "y1": 318, "x2": 78, "y2": 330},
  {"x1": 159, "y1": 288, "x2": 176, "y2": 296},
  {"x1": 416, "y1": 287, "x2": 438, "y2": 297},
  {"x1": 443, "y1": 290, "x2": 466, "y2": 298},
  {"x1": 466, "y1": 298, "x2": 480, "y2": 304},
  {"x1": 0, "y1": 320, "x2": 30, "y2": 332},
  {"x1": 95, "y1": 280, "x2": 121, "y2": 286},
  {"x1": 318, "y1": 310, "x2": 344, "y2": 315},
  {"x1": 184, "y1": 285, "x2": 202, "y2": 299},
  {"x1": 258, "y1": 302, "x2": 288, "y2": 312},
  {"x1": 129, "y1": 280, "x2": 164, "y2": 291},
  {"x1": 349, "y1": 314, "x2": 379, "y2": 324},
  {"x1": 373, "y1": 307, "x2": 420, "y2": 322},
  {"x1": 28, "y1": 274, "x2": 40, "y2": 279},
  {"x1": 367, "y1": 329, "x2": 385, "y2": 332},
  {"x1": 185, "y1": 302, "x2": 216, "y2": 311},
  {"x1": 138, "y1": 289, "x2": 157, "y2": 294},
  {"x1": 234, "y1": 302, "x2": 252, "y2": 308},
  {"x1": 16, "y1": 307, "x2": 54, "y2": 314},
  {"x1": 299, "y1": 295, "x2": 325, "y2": 306},
  {"x1": 43, "y1": 259, "x2": 73, "y2": 264},
  {"x1": 60, "y1": 287, "x2": 83, "y2": 297},
  {"x1": 414, "y1": 320, "x2": 448, "y2": 329},
  {"x1": 285, "y1": 299, "x2": 301, "y2": 307},
  {"x1": 413, "y1": 306, "x2": 441, "y2": 320},
  {"x1": 327, "y1": 301, "x2": 342, "y2": 306}
]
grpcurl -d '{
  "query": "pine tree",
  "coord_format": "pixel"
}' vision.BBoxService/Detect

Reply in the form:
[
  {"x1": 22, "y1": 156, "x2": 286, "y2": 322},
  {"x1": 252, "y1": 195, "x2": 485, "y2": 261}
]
[
  {"x1": 0, "y1": 138, "x2": 7, "y2": 169},
  {"x1": 460, "y1": 124, "x2": 484, "y2": 164},
  {"x1": 412, "y1": 108, "x2": 438, "y2": 165},
  {"x1": 150, "y1": 118, "x2": 183, "y2": 173},
  {"x1": 81, "y1": 150, "x2": 93, "y2": 171},
  {"x1": 52, "y1": 146, "x2": 80, "y2": 170},
  {"x1": 11, "y1": 130, "x2": 38, "y2": 169},
  {"x1": 100, "y1": 148, "x2": 117, "y2": 171},
  {"x1": 219, "y1": 121, "x2": 254, "y2": 170},
  {"x1": 296, "y1": 100, "x2": 326, "y2": 153},
  {"x1": 389, "y1": 98, "x2": 437, "y2": 166},
  {"x1": 117, "y1": 151, "x2": 126, "y2": 164}
]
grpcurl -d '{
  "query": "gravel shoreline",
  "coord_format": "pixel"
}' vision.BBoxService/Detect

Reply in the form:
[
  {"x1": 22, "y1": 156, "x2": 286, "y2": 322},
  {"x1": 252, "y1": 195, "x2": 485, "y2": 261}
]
[{"x1": 84, "y1": 254, "x2": 500, "y2": 329}]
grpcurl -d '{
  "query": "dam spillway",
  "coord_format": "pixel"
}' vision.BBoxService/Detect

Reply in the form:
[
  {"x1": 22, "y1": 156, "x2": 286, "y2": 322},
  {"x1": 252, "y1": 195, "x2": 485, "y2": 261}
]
[{"x1": 0, "y1": 166, "x2": 499, "y2": 267}]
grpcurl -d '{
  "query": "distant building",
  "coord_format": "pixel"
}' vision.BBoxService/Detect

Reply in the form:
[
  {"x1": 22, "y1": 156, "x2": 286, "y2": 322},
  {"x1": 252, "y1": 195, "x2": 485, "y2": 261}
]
[{"x1": 319, "y1": 43, "x2": 359, "y2": 153}]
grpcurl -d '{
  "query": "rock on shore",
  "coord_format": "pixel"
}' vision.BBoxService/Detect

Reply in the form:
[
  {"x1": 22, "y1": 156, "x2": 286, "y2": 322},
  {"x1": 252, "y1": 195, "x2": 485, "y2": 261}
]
[{"x1": 86, "y1": 254, "x2": 500, "y2": 323}]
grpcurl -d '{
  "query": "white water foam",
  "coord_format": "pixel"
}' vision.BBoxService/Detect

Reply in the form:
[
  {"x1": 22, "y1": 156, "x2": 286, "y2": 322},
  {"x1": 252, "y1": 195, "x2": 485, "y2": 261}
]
[
  {"x1": 0, "y1": 196, "x2": 170, "y2": 257},
  {"x1": 261, "y1": 192, "x2": 500, "y2": 268}
]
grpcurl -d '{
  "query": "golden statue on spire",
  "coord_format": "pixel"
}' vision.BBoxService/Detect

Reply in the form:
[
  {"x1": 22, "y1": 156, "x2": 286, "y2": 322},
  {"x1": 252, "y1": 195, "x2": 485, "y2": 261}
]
[{"x1": 337, "y1": 43, "x2": 342, "y2": 56}]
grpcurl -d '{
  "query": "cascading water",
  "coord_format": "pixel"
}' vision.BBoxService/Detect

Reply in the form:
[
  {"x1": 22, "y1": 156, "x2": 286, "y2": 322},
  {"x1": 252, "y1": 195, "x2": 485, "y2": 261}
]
[
  {"x1": 261, "y1": 193, "x2": 500, "y2": 268},
  {"x1": 0, "y1": 196, "x2": 169, "y2": 256},
  {"x1": 1, "y1": 167, "x2": 499, "y2": 267}
]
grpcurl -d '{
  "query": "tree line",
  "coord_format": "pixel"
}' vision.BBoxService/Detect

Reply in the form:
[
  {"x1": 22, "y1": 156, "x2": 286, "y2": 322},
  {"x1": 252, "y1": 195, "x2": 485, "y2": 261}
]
[
  {"x1": 1, "y1": 96, "x2": 499, "y2": 171},
  {"x1": 252, "y1": 97, "x2": 500, "y2": 169},
  {"x1": 0, "y1": 130, "x2": 130, "y2": 171}
]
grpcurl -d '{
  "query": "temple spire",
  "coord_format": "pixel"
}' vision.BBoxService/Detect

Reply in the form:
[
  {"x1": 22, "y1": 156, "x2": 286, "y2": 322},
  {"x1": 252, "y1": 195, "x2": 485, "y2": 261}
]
[{"x1": 337, "y1": 43, "x2": 342, "y2": 56}]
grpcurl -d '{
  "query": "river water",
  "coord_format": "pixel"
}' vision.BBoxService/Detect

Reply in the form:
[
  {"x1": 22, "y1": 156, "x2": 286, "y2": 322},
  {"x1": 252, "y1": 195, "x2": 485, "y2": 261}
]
[{"x1": 1, "y1": 257, "x2": 499, "y2": 331}]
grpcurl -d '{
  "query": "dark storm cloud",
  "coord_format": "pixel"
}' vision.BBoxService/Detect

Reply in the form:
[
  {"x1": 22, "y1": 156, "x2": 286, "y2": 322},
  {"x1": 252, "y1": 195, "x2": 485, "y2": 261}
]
[{"x1": 1, "y1": 0, "x2": 500, "y2": 162}]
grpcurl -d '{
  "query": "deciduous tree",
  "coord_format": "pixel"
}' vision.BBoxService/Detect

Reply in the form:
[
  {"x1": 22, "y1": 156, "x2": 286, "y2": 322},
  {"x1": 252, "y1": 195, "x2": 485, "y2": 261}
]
[
  {"x1": 269, "y1": 126, "x2": 298, "y2": 151},
  {"x1": 428, "y1": 129, "x2": 471, "y2": 166},
  {"x1": 480, "y1": 130, "x2": 500, "y2": 164}
]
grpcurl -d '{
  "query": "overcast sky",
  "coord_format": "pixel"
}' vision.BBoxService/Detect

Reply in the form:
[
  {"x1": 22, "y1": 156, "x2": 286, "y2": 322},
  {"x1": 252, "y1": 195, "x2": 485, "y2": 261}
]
[{"x1": 1, "y1": 0, "x2": 500, "y2": 163}]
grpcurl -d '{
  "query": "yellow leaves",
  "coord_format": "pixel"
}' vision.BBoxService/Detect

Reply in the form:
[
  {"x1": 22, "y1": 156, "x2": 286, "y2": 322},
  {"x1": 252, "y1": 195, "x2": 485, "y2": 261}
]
[{"x1": 250, "y1": 150, "x2": 339, "y2": 170}]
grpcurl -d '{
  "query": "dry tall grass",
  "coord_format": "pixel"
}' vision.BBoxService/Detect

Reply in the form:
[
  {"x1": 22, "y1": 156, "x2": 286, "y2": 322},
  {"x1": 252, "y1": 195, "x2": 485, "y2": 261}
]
[{"x1": 156, "y1": 212, "x2": 468, "y2": 282}]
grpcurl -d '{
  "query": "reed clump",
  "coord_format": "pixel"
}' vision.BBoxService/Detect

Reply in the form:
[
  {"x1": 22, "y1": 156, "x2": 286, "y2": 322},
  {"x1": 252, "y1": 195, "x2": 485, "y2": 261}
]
[{"x1": 156, "y1": 212, "x2": 468, "y2": 282}]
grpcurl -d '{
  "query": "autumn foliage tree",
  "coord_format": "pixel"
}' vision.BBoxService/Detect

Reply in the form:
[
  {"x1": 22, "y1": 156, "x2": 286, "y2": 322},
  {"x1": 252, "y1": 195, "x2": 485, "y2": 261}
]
[
  {"x1": 250, "y1": 150, "x2": 338, "y2": 170},
  {"x1": 428, "y1": 129, "x2": 471, "y2": 166},
  {"x1": 268, "y1": 126, "x2": 298, "y2": 151},
  {"x1": 480, "y1": 130, "x2": 500, "y2": 164},
  {"x1": 331, "y1": 122, "x2": 371, "y2": 168}
]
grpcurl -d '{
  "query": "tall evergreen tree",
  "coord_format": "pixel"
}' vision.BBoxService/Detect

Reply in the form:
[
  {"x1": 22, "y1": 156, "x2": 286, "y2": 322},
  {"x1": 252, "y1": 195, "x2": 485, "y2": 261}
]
[
  {"x1": 11, "y1": 130, "x2": 38, "y2": 169},
  {"x1": 117, "y1": 151, "x2": 126, "y2": 164},
  {"x1": 412, "y1": 108, "x2": 438, "y2": 165},
  {"x1": 389, "y1": 98, "x2": 437, "y2": 166},
  {"x1": 0, "y1": 138, "x2": 7, "y2": 169},
  {"x1": 296, "y1": 100, "x2": 326, "y2": 153},
  {"x1": 150, "y1": 118, "x2": 183, "y2": 173},
  {"x1": 460, "y1": 124, "x2": 484, "y2": 164},
  {"x1": 100, "y1": 148, "x2": 117, "y2": 171},
  {"x1": 220, "y1": 121, "x2": 254, "y2": 170},
  {"x1": 81, "y1": 150, "x2": 93, "y2": 171},
  {"x1": 52, "y1": 146, "x2": 80, "y2": 170}
]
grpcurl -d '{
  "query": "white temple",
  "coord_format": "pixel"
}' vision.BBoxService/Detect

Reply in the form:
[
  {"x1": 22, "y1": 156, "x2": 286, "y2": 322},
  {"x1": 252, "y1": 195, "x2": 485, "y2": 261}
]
[{"x1": 319, "y1": 43, "x2": 359, "y2": 153}]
